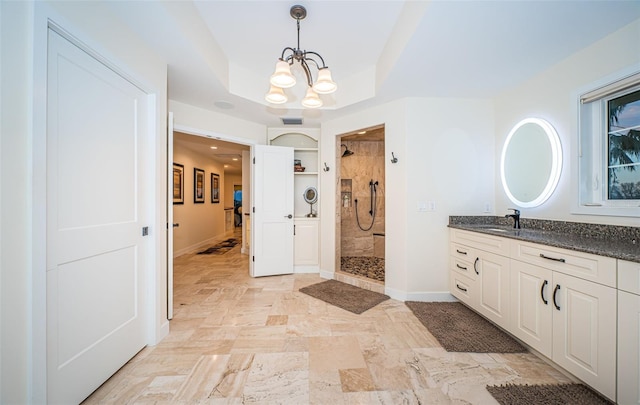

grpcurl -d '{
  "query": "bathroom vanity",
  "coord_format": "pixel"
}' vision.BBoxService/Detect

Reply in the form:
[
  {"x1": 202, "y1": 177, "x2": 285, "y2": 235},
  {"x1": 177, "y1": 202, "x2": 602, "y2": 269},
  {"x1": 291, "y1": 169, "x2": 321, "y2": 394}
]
[{"x1": 449, "y1": 218, "x2": 640, "y2": 403}]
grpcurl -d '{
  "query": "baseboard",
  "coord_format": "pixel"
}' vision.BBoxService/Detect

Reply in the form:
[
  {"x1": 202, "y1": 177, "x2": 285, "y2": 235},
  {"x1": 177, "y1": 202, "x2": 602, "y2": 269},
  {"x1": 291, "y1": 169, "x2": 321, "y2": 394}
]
[
  {"x1": 173, "y1": 234, "x2": 231, "y2": 258},
  {"x1": 319, "y1": 270, "x2": 334, "y2": 280},
  {"x1": 294, "y1": 265, "x2": 319, "y2": 274},
  {"x1": 384, "y1": 288, "x2": 457, "y2": 302}
]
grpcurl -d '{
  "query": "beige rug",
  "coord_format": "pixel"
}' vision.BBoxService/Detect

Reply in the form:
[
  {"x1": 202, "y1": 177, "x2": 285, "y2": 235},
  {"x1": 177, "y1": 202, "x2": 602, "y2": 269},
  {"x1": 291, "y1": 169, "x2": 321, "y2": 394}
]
[
  {"x1": 405, "y1": 301, "x2": 526, "y2": 353},
  {"x1": 299, "y1": 280, "x2": 389, "y2": 314},
  {"x1": 487, "y1": 383, "x2": 614, "y2": 405}
]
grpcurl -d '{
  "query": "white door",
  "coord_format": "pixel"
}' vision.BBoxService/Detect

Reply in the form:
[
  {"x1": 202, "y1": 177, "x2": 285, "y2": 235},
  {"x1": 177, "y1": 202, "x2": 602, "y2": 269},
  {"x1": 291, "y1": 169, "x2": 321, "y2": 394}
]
[
  {"x1": 46, "y1": 29, "x2": 150, "y2": 404},
  {"x1": 167, "y1": 113, "x2": 174, "y2": 319},
  {"x1": 252, "y1": 145, "x2": 294, "y2": 277}
]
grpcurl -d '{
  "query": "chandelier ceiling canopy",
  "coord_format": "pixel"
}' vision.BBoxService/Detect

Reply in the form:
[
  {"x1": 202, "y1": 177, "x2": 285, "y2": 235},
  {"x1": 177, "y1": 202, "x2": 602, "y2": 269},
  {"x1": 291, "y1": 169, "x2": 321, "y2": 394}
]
[{"x1": 265, "y1": 5, "x2": 337, "y2": 109}]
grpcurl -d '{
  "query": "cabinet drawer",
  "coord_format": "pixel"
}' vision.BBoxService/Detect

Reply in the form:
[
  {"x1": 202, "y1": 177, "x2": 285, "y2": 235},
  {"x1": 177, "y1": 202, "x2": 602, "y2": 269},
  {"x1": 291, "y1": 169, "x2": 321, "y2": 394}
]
[
  {"x1": 450, "y1": 229, "x2": 510, "y2": 256},
  {"x1": 619, "y1": 260, "x2": 640, "y2": 295},
  {"x1": 450, "y1": 255, "x2": 477, "y2": 280},
  {"x1": 450, "y1": 271, "x2": 476, "y2": 307},
  {"x1": 511, "y1": 241, "x2": 616, "y2": 288}
]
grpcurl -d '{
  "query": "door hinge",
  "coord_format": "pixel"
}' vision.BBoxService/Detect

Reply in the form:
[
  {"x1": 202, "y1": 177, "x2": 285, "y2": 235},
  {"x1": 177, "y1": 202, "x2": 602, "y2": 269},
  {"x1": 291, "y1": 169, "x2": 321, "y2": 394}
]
[
  {"x1": 142, "y1": 226, "x2": 149, "y2": 236},
  {"x1": 252, "y1": 256, "x2": 255, "y2": 262},
  {"x1": 253, "y1": 157, "x2": 255, "y2": 164},
  {"x1": 253, "y1": 207, "x2": 255, "y2": 213}
]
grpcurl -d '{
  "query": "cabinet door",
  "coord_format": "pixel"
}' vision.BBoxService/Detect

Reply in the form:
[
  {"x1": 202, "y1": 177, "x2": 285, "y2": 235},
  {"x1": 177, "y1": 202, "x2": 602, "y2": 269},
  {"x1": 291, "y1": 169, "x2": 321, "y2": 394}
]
[
  {"x1": 510, "y1": 260, "x2": 553, "y2": 358},
  {"x1": 477, "y1": 251, "x2": 511, "y2": 329},
  {"x1": 294, "y1": 220, "x2": 319, "y2": 267},
  {"x1": 552, "y1": 272, "x2": 617, "y2": 401},
  {"x1": 618, "y1": 290, "x2": 640, "y2": 404}
]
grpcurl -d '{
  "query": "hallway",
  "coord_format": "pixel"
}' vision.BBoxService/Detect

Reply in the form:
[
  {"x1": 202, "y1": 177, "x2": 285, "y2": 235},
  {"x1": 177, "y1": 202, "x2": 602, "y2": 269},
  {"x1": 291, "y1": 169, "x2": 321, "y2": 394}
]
[{"x1": 83, "y1": 234, "x2": 571, "y2": 404}]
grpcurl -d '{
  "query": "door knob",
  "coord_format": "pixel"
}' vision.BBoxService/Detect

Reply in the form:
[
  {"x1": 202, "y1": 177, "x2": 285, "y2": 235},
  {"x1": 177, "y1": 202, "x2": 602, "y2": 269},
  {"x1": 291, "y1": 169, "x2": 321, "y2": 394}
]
[
  {"x1": 173, "y1": 223, "x2": 180, "y2": 227},
  {"x1": 285, "y1": 214, "x2": 293, "y2": 219}
]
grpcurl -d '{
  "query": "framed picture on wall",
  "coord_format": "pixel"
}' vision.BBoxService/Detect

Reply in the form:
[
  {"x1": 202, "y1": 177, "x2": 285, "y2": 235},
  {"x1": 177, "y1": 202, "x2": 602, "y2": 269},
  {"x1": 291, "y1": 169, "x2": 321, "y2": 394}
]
[
  {"x1": 194, "y1": 167, "x2": 205, "y2": 203},
  {"x1": 173, "y1": 163, "x2": 184, "y2": 204},
  {"x1": 211, "y1": 173, "x2": 220, "y2": 203}
]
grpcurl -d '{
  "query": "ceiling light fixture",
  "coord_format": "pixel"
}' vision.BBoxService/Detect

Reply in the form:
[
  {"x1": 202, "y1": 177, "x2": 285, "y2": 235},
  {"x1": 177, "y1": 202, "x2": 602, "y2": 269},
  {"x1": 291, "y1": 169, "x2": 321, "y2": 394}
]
[{"x1": 265, "y1": 5, "x2": 337, "y2": 108}]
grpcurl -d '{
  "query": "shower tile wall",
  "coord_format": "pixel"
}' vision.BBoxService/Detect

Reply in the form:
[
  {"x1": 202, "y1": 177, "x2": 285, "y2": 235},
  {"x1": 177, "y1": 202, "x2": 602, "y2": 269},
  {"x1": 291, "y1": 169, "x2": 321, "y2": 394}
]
[{"x1": 340, "y1": 140, "x2": 385, "y2": 257}]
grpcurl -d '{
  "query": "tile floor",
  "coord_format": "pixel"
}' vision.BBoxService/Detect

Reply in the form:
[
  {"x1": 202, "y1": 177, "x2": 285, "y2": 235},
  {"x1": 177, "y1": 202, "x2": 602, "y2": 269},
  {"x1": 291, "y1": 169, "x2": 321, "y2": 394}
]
[{"x1": 83, "y1": 233, "x2": 572, "y2": 404}]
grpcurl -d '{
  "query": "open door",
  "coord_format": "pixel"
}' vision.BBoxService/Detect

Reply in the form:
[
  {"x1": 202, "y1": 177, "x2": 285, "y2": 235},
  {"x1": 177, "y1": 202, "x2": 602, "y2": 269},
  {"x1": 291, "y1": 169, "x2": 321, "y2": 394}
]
[
  {"x1": 252, "y1": 145, "x2": 294, "y2": 277},
  {"x1": 167, "y1": 112, "x2": 174, "y2": 320}
]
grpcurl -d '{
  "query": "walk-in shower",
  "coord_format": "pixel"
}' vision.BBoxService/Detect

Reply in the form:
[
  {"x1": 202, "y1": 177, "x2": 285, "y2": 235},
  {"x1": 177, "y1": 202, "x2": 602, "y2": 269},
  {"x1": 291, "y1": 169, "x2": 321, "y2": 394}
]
[{"x1": 338, "y1": 126, "x2": 385, "y2": 283}]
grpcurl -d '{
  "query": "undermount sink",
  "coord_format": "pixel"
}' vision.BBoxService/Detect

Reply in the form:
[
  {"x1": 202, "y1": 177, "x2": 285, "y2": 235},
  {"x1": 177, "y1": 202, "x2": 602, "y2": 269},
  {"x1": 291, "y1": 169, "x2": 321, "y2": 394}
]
[{"x1": 485, "y1": 228, "x2": 509, "y2": 232}]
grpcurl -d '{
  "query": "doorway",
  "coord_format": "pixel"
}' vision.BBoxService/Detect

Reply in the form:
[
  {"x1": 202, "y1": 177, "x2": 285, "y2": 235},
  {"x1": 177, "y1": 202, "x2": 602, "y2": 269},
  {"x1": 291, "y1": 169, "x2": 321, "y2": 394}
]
[{"x1": 336, "y1": 125, "x2": 386, "y2": 286}]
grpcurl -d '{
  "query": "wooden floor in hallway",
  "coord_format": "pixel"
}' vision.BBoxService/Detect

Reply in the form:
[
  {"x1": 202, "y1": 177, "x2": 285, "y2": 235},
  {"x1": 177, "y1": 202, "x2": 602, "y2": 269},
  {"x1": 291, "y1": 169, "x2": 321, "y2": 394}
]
[{"x1": 83, "y1": 231, "x2": 572, "y2": 404}]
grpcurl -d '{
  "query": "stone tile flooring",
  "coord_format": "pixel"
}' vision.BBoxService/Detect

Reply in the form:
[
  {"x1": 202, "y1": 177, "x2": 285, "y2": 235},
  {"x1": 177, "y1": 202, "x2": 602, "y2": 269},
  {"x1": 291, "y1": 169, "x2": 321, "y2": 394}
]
[
  {"x1": 340, "y1": 256, "x2": 385, "y2": 282},
  {"x1": 83, "y1": 232, "x2": 572, "y2": 404}
]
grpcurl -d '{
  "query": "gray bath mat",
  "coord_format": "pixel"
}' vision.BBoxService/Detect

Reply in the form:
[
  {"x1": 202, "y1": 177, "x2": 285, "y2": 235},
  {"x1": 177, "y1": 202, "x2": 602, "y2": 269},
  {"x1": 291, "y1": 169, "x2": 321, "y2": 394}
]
[
  {"x1": 299, "y1": 279, "x2": 389, "y2": 314},
  {"x1": 405, "y1": 301, "x2": 526, "y2": 353},
  {"x1": 486, "y1": 383, "x2": 613, "y2": 405}
]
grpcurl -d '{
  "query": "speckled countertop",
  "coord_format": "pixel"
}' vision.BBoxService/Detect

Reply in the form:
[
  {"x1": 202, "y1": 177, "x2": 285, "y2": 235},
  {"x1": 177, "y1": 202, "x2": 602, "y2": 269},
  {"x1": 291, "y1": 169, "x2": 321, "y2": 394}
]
[{"x1": 449, "y1": 216, "x2": 640, "y2": 263}]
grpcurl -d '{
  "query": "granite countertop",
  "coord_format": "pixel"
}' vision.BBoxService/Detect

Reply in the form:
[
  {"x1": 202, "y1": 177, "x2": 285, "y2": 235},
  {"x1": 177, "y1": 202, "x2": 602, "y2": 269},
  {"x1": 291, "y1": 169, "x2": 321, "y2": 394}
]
[{"x1": 448, "y1": 216, "x2": 640, "y2": 263}]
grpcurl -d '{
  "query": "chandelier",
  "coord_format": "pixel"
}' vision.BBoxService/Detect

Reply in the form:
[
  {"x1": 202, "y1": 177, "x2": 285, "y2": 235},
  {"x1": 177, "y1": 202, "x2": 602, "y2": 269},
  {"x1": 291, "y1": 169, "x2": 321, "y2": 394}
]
[{"x1": 265, "y1": 5, "x2": 337, "y2": 108}]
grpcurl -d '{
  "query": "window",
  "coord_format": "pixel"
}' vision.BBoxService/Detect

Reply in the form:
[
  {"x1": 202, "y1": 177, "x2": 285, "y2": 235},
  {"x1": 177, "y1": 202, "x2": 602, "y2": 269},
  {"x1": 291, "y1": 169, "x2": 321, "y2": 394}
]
[{"x1": 577, "y1": 70, "x2": 640, "y2": 215}]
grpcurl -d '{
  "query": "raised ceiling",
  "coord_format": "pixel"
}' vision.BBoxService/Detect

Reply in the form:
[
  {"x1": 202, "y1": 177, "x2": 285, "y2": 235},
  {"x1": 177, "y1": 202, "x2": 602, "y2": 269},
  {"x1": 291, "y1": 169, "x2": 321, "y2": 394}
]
[{"x1": 106, "y1": 1, "x2": 640, "y2": 128}]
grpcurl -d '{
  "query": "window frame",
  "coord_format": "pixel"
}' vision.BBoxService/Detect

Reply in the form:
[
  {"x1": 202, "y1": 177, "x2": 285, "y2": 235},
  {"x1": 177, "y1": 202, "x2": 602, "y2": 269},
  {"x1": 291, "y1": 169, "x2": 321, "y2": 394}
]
[{"x1": 573, "y1": 65, "x2": 640, "y2": 217}]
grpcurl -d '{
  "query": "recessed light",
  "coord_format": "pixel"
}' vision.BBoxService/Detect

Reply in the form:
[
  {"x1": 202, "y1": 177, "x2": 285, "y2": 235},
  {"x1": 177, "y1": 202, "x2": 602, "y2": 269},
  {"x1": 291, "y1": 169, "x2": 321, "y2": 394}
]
[
  {"x1": 358, "y1": 131, "x2": 367, "y2": 135},
  {"x1": 224, "y1": 164, "x2": 229, "y2": 168},
  {"x1": 232, "y1": 158, "x2": 238, "y2": 161},
  {"x1": 210, "y1": 146, "x2": 218, "y2": 150}
]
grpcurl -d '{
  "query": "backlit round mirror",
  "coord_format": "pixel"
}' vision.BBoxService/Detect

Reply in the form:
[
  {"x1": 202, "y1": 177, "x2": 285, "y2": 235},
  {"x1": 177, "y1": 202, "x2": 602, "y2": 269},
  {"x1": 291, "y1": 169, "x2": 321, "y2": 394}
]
[{"x1": 500, "y1": 118, "x2": 562, "y2": 208}]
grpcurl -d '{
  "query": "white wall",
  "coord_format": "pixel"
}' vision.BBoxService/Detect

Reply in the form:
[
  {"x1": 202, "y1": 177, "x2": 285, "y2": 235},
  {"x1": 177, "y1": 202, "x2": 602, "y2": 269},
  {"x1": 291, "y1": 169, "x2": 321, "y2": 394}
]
[
  {"x1": 494, "y1": 18, "x2": 640, "y2": 226},
  {"x1": 0, "y1": 2, "x2": 168, "y2": 402},
  {"x1": 1, "y1": 2, "x2": 32, "y2": 402},
  {"x1": 173, "y1": 145, "x2": 227, "y2": 256},
  {"x1": 321, "y1": 97, "x2": 495, "y2": 300}
]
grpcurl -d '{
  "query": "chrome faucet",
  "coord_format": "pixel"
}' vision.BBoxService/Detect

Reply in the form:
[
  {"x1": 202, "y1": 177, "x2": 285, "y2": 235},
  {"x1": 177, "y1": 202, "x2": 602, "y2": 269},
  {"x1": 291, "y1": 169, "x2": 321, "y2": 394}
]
[{"x1": 506, "y1": 208, "x2": 521, "y2": 229}]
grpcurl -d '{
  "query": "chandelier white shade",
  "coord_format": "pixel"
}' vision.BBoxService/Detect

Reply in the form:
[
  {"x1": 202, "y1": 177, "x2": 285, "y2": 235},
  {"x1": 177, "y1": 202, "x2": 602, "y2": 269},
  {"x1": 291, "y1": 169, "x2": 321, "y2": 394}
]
[
  {"x1": 265, "y1": 85, "x2": 288, "y2": 104},
  {"x1": 265, "y1": 5, "x2": 337, "y2": 108}
]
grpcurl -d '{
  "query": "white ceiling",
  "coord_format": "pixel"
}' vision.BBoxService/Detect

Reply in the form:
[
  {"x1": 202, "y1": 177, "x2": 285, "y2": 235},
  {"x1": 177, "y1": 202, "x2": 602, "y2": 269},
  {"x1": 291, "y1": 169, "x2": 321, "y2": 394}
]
[{"x1": 108, "y1": 0, "x2": 640, "y2": 129}]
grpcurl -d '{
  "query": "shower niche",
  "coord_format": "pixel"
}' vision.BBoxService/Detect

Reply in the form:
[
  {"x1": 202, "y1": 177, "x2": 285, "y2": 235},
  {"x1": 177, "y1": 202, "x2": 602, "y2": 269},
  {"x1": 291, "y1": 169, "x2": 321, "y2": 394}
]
[
  {"x1": 268, "y1": 128, "x2": 320, "y2": 271},
  {"x1": 341, "y1": 179, "x2": 352, "y2": 208}
]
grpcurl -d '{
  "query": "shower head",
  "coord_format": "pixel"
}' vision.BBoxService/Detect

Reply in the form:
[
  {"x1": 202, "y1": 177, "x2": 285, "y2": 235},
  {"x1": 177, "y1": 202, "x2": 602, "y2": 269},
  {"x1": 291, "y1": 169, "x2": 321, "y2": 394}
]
[{"x1": 341, "y1": 144, "x2": 354, "y2": 157}]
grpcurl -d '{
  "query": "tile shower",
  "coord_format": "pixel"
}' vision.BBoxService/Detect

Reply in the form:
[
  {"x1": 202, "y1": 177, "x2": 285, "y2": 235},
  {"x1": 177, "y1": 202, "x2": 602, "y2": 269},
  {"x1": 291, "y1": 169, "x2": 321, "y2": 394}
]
[{"x1": 339, "y1": 137, "x2": 385, "y2": 282}]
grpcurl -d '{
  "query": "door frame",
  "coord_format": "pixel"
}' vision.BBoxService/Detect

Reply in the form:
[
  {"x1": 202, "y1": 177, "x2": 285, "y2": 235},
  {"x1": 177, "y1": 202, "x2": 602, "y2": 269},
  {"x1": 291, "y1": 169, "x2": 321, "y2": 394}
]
[
  {"x1": 31, "y1": 11, "x2": 167, "y2": 401},
  {"x1": 170, "y1": 124, "x2": 256, "y2": 273}
]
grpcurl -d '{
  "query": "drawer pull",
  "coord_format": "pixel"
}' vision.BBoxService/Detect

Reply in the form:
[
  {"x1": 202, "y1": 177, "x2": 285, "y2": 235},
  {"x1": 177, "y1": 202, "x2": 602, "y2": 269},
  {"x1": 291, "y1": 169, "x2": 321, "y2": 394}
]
[
  {"x1": 474, "y1": 257, "x2": 479, "y2": 275},
  {"x1": 456, "y1": 264, "x2": 468, "y2": 271},
  {"x1": 456, "y1": 284, "x2": 468, "y2": 292},
  {"x1": 540, "y1": 253, "x2": 566, "y2": 263},
  {"x1": 540, "y1": 280, "x2": 548, "y2": 305},
  {"x1": 553, "y1": 284, "x2": 561, "y2": 310},
  {"x1": 456, "y1": 249, "x2": 468, "y2": 255}
]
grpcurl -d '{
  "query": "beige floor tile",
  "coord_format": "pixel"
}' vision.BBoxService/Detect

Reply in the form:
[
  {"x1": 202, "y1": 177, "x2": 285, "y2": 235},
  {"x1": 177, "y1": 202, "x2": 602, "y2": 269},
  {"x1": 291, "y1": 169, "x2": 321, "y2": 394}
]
[{"x1": 82, "y1": 230, "x2": 576, "y2": 404}]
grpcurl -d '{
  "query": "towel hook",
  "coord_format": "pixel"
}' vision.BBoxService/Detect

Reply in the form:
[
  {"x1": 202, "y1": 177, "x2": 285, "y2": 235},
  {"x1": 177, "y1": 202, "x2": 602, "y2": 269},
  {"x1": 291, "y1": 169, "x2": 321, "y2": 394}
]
[
  {"x1": 323, "y1": 162, "x2": 330, "y2": 172},
  {"x1": 391, "y1": 152, "x2": 398, "y2": 164}
]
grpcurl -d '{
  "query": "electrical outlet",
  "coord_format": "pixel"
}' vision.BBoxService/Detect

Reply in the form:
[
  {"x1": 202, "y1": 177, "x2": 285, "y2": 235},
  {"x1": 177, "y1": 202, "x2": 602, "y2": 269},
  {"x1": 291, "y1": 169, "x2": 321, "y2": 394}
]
[
  {"x1": 484, "y1": 202, "x2": 491, "y2": 213},
  {"x1": 417, "y1": 201, "x2": 427, "y2": 212},
  {"x1": 428, "y1": 201, "x2": 436, "y2": 211}
]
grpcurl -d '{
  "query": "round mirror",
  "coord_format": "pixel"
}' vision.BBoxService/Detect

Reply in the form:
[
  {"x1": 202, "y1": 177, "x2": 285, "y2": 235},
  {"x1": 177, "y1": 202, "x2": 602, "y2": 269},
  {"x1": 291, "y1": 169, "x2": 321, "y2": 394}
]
[
  {"x1": 303, "y1": 187, "x2": 318, "y2": 204},
  {"x1": 500, "y1": 118, "x2": 562, "y2": 208}
]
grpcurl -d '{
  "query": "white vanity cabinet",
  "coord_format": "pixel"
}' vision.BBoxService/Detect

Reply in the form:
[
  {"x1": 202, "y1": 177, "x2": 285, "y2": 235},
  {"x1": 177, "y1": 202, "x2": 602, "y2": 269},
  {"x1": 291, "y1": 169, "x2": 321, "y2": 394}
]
[
  {"x1": 618, "y1": 260, "x2": 640, "y2": 404},
  {"x1": 510, "y1": 240, "x2": 617, "y2": 400},
  {"x1": 450, "y1": 229, "x2": 511, "y2": 330},
  {"x1": 450, "y1": 229, "x2": 619, "y2": 401}
]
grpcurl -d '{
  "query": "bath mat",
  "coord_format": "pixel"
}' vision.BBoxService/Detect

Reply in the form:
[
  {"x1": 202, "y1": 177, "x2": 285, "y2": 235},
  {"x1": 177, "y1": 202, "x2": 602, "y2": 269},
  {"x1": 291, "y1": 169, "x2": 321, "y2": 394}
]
[
  {"x1": 299, "y1": 279, "x2": 390, "y2": 314},
  {"x1": 405, "y1": 301, "x2": 526, "y2": 353},
  {"x1": 197, "y1": 238, "x2": 238, "y2": 255},
  {"x1": 486, "y1": 383, "x2": 613, "y2": 405}
]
